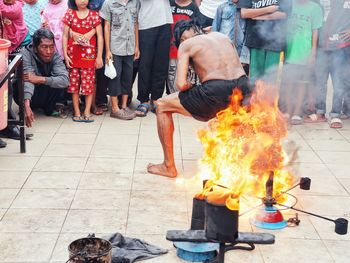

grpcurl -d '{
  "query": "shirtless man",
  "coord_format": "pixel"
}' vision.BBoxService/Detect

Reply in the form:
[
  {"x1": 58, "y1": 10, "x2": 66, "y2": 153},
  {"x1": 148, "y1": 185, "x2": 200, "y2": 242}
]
[{"x1": 147, "y1": 19, "x2": 251, "y2": 178}]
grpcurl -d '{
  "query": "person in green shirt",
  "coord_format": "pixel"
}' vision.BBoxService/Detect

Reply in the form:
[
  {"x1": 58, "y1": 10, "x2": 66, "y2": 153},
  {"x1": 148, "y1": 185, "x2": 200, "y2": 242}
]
[{"x1": 280, "y1": 0, "x2": 323, "y2": 125}]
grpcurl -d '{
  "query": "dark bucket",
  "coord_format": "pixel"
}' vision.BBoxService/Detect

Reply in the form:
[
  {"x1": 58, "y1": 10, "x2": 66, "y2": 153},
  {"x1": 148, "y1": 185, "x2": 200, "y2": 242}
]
[
  {"x1": 191, "y1": 198, "x2": 206, "y2": 230},
  {"x1": 205, "y1": 201, "x2": 239, "y2": 242},
  {"x1": 68, "y1": 237, "x2": 112, "y2": 263}
]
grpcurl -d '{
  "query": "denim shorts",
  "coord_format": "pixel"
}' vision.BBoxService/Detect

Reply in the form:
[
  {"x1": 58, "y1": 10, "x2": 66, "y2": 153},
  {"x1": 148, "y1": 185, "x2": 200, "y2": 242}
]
[{"x1": 179, "y1": 76, "x2": 250, "y2": 122}]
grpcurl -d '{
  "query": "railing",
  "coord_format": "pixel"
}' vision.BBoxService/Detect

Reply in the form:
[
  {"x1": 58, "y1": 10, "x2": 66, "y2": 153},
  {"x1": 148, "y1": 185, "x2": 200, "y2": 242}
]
[{"x1": 0, "y1": 54, "x2": 26, "y2": 153}]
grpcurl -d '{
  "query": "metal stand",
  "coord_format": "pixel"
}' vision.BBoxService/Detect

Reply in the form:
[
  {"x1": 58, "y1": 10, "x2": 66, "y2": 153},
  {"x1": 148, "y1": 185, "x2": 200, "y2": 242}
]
[
  {"x1": 0, "y1": 54, "x2": 26, "y2": 153},
  {"x1": 167, "y1": 230, "x2": 274, "y2": 263}
]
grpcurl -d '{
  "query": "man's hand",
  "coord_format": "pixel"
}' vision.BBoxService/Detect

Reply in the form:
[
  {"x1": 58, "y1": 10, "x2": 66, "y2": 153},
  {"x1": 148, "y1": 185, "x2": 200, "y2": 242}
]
[
  {"x1": 95, "y1": 56, "x2": 103, "y2": 69},
  {"x1": 24, "y1": 100, "x2": 35, "y2": 128},
  {"x1": 134, "y1": 47, "x2": 140, "y2": 60},
  {"x1": 23, "y1": 72, "x2": 45, "y2": 85},
  {"x1": 340, "y1": 29, "x2": 350, "y2": 42}
]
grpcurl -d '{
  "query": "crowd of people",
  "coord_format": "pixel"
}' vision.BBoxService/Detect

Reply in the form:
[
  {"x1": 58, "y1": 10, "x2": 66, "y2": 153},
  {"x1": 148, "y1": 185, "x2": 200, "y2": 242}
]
[{"x1": 0, "y1": 0, "x2": 349, "y2": 150}]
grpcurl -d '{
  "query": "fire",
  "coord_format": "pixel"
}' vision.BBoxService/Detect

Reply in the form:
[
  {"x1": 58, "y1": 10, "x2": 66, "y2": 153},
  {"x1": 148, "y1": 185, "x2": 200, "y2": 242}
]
[{"x1": 195, "y1": 81, "x2": 295, "y2": 210}]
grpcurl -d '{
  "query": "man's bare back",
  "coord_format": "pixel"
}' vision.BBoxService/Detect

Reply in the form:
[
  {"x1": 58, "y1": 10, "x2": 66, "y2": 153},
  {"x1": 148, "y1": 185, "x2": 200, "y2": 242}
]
[{"x1": 180, "y1": 32, "x2": 245, "y2": 83}]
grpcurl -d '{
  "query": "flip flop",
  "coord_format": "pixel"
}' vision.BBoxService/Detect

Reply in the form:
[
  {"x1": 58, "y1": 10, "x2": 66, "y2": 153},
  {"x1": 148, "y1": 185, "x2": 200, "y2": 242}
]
[
  {"x1": 92, "y1": 106, "x2": 104, "y2": 116},
  {"x1": 330, "y1": 117, "x2": 342, "y2": 129},
  {"x1": 304, "y1": 114, "x2": 327, "y2": 123},
  {"x1": 72, "y1": 116, "x2": 85, "y2": 122},
  {"x1": 291, "y1": 115, "x2": 303, "y2": 125},
  {"x1": 82, "y1": 115, "x2": 95, "y2": 123},
  {"x1": 135, "y1": 103, "x2": 150, "y2": 117}
]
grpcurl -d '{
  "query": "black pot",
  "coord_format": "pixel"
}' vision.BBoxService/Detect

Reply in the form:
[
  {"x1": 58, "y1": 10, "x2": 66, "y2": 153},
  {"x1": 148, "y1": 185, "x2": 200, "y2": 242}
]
[{"x1": 205, "y1": 201, "x2": 239, "y2": 242}]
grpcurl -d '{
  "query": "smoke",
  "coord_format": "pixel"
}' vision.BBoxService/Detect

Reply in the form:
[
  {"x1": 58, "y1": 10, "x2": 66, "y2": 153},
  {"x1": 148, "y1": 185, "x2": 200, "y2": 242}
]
[{"x1": 249, "y1": 1, "x2": 350, "y2": 119}]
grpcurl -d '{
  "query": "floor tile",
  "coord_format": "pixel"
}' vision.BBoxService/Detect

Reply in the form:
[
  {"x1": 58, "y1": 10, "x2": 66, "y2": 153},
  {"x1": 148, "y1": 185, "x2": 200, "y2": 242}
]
[
  {"x1": 51, "y1": 133, "x2": 97, "y2": 145},
  {"x1": 94, "y1": 134, "x2": 139, "y2": 146},
  {"x1": 23, "y1": 172, "x2": 81, "y2": 189},
  {"x1": 0, "y1": 171, "x2": 30, "y2": 188},
  {"x1": 127, "y1": 209, "x2": 188, "y2": 235},
  {"x1": 260, "y1": 238, "x2": 333, "y2": 263},
  {"x1": 297, "y1": 195, "x2": 350, "y2": 215},
  {"x1": 0, "y1": 208, "x2": 67, "y2": 233},
  {"x1": 307, "y1": 139, "x2": 350, "y2": 152},
  {"x1": 132, "y1": 173, "x2": 187, "y2": 192},
  {"x1": 0, "y1": 142, "x2": 48, "y2": 156},
  {"x1": 0, "y1": 232, "x2": 58, "y2": 262},
  {"x1": 62, "y1": 209, "x2": 127, "y2": 233},
  {"x1": 326, "y1": 164, "x2": 350, "y2": 179},
  {"x1": 0, "y1": 156, "x2": 39, "y2": 171},
  {"x1": 84, "y1": 158, "x2": 135, "y2": 173},
  {"x1": 43, "y1": 144, "x2": 92, "y2": 157},
  {"x1": 317, "y1": 151, "x2": 350, "y2": 165},
  {"x1": 292, "y1": 163, "x2": 333, "y2": 178},
  {"x1": 129, "y1": 191, "x2": 187, "y2": 212},
  {"x1": 57, "y1": 123, "x2": 101, "y2": 134},
  {"x1": 79, "y1": 172, "x2": 132, "y2": 190},
  {"x1": 324, "y1": 240, "x2": 350, "y2": 262},
  {"x1": 293, "y1": 150, "x2": 322, "y2": 163},
  {"x1": 11, "y1": 189, "x2": 75, "y2": 209},
  {"x1": 0, "y1": 189, "x2": 20, "y2": 208},
  {"x1": 300, "y1": 129, "x2": 344, "y2": 140},
  {"x1": 90, "y1": 144, "x2": 137, "y2": 158},
  {"x1": 339, "y1": 179, "x2": 350, "y2": 194},
  {"x1": 0, "y1": 209, "x2": 6, "y2": 219},
  {"x1": 71, "y1": 189, "x2": 130, "y2": 210},
  {"x1": 34, "y1": 157, "x2": 87, "y2": 172}
]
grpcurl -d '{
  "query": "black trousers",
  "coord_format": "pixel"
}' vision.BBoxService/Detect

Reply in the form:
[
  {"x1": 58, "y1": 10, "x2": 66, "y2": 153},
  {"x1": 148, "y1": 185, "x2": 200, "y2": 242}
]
[
  {"x1": 137, "y1": 24, "x2": 171, "y2": 103},
  {"x1": 14, "y1": 84, "x2": 64, "y2": 116}
]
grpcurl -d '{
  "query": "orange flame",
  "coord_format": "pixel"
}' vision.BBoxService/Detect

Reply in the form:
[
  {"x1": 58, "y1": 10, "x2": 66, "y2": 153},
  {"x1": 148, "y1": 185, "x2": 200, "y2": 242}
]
[{"x1": 195, "y1": 81, "x2": 295, "y2": 210}]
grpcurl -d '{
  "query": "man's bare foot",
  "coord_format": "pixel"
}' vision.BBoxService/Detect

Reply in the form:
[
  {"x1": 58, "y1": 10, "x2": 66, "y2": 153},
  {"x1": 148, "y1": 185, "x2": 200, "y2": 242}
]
[{"x1": 147, "y1": 163, "x2": 177, "y2": 178}]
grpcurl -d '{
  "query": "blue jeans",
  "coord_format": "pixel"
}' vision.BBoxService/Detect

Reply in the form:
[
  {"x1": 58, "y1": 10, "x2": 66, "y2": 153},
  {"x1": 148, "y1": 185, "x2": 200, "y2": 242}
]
[{"x1": 315, "y1": 46, "x2": 350, "y2": 118}]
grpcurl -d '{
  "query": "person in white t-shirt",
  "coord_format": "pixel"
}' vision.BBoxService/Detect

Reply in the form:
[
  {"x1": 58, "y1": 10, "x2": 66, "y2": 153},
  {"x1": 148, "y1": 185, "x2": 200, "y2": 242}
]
[{"x1": 194, "y1": 0, "x2": 226, "y2": 28}]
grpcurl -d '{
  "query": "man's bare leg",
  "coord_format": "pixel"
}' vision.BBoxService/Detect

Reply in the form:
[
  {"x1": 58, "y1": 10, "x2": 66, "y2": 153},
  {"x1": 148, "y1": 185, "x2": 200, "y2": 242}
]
[{"x1": 147, "y1": 92, "x2": 191, "y2": 178}]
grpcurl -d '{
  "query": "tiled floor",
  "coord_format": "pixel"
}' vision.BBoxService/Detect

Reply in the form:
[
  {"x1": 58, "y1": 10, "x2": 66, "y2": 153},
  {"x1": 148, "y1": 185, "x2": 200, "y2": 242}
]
[{"x1": 0, "y1": 102, "x2": 350, "y2": 263}]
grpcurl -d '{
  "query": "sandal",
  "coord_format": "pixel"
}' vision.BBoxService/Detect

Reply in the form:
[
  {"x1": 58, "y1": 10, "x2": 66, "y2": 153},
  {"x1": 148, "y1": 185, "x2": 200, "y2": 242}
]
[
  {"x1": 291, "y1": 115, "x2": 303, "y2": 125},
  {"x1": 330, "y1": 117, "x2": 342, "y2": 129},
  {"x1": 150, "y1": 101, "x2": 158, "y2": 114},
  {"x1": 92, "y1": 106, "x2": 104, "y2": 116},
  {"x1": 110, "y1": 109, "x2": 136, "y2": 120},
  {"x1": 97, "y1": 103, "x2": 108, "y2": 112},
  {"x1": 135, "y1": 103, "x2": 150, "y2": 117},
  {"x1": 82, "y1": 115, "x2": 95, "y2": 123},
  {"x1": 304, "y1": 113, "x2": 327, "y2": 123},
  {"x1": 72, "y1": 116, "x2": 85, "y2": 122}
]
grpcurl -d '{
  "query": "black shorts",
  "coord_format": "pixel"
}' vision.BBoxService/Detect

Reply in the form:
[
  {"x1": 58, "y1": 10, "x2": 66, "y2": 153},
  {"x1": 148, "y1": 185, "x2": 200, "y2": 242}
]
[{"x1": 179, "y1": 76, "x2": 251, "y2": 122}]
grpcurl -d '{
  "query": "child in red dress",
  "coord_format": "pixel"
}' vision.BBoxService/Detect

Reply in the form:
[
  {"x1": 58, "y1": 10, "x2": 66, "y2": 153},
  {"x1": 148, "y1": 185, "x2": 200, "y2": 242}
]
[{"x1": 62, "y1": 0, "x2": 103, "y2": 122}]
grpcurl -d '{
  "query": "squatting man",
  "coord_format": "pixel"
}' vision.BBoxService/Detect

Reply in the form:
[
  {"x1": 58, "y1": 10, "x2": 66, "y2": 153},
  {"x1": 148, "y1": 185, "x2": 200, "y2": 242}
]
[{"x1": 147, "y1": 19, "x2": 252, "y2": 178}]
